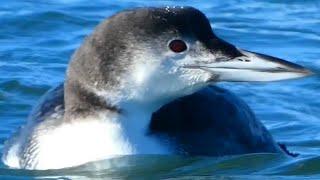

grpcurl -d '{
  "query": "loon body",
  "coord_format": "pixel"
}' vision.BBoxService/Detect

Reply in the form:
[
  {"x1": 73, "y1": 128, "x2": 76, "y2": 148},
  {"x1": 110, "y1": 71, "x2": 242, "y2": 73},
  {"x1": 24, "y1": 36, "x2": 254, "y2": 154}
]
[{"x1": 2, "y1": 7, "x2": 311, "y2": 170}]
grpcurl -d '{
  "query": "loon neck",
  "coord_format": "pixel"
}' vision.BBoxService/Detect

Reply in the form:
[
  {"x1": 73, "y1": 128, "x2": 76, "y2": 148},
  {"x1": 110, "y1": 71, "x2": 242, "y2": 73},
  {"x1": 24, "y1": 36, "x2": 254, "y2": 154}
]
[
  {"x1": 63, "y1": 78, "x2": 182, "y2": 123},
  {"x1": 63, "y1": 80, "x2": 121, "y2": 121},
  {"x1": 120, "y1": 98, "x2": 171, "y2": 118}
]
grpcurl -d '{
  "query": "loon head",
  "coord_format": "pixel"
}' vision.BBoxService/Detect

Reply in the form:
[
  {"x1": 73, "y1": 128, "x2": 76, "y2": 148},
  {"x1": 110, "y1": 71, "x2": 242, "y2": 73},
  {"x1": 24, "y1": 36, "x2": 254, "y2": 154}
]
[{"x1": 67, "y1": 6, "x2": 312, "y2": 108}]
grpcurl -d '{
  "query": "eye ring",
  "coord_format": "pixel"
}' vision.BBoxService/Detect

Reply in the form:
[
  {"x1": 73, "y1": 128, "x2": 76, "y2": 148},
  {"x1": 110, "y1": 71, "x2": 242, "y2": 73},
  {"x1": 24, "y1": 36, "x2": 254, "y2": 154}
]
[{"x1": 168, "y1": 39, "x2": 188, "y2": 53}]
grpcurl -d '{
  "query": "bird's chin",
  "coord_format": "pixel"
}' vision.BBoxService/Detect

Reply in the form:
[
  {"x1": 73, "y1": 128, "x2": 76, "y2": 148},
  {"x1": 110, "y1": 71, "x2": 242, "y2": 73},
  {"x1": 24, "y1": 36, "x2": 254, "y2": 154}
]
[
  {"x1": 179, "y1": 82, "x2": 211, "y2": 97},
  {"x1": 206, "y1": 74, "x2": 220, "y2": 83}
]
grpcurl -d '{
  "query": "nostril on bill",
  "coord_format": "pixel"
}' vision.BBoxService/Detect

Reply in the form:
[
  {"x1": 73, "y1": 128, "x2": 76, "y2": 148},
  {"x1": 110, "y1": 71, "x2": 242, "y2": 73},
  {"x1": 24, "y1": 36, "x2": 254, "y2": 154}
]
[{"x1": 237, "y1": 58, "x2": 250, "y2": 62}]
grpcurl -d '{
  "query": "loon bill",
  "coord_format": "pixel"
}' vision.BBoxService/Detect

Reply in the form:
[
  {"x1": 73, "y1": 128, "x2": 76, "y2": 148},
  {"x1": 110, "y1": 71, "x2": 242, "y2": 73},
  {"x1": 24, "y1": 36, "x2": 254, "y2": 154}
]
[{"x1": 2, "y1": 6, "x2": 312, "y2": 170}]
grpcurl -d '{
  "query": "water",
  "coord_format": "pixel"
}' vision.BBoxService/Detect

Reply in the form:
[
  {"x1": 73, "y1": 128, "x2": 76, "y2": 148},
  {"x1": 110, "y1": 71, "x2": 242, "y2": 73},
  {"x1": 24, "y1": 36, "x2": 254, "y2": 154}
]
[{"x1": 0, "y1": 0, "x2": 319, "y2": 179}]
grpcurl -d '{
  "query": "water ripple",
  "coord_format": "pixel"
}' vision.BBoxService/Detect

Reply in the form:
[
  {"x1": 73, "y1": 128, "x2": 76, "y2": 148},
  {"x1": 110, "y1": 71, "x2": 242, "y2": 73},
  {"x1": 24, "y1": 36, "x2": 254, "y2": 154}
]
[{"x1": 0, "y1": 0, "x2": 319, "y2": 178}]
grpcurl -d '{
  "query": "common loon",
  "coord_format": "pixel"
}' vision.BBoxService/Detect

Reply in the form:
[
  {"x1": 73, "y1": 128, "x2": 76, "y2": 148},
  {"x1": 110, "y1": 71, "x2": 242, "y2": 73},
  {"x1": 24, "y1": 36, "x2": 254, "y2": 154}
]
[{"x1": 2, "y1": 7, "x2": 311, "y2": 170}]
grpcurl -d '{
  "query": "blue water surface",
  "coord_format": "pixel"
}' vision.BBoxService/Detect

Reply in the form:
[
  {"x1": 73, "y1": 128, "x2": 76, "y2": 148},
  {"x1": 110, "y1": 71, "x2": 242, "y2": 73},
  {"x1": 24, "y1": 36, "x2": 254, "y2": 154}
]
[{"x1": 0, "y1": 0, "x2": 320, "y2": 179}]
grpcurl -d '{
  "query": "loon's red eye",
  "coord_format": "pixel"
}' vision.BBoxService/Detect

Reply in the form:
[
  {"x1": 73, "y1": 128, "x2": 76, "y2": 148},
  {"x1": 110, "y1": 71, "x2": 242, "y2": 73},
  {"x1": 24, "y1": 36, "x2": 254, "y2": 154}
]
[{"x1": 169, "y1": 39, "x2": 187, "y2": 53}]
